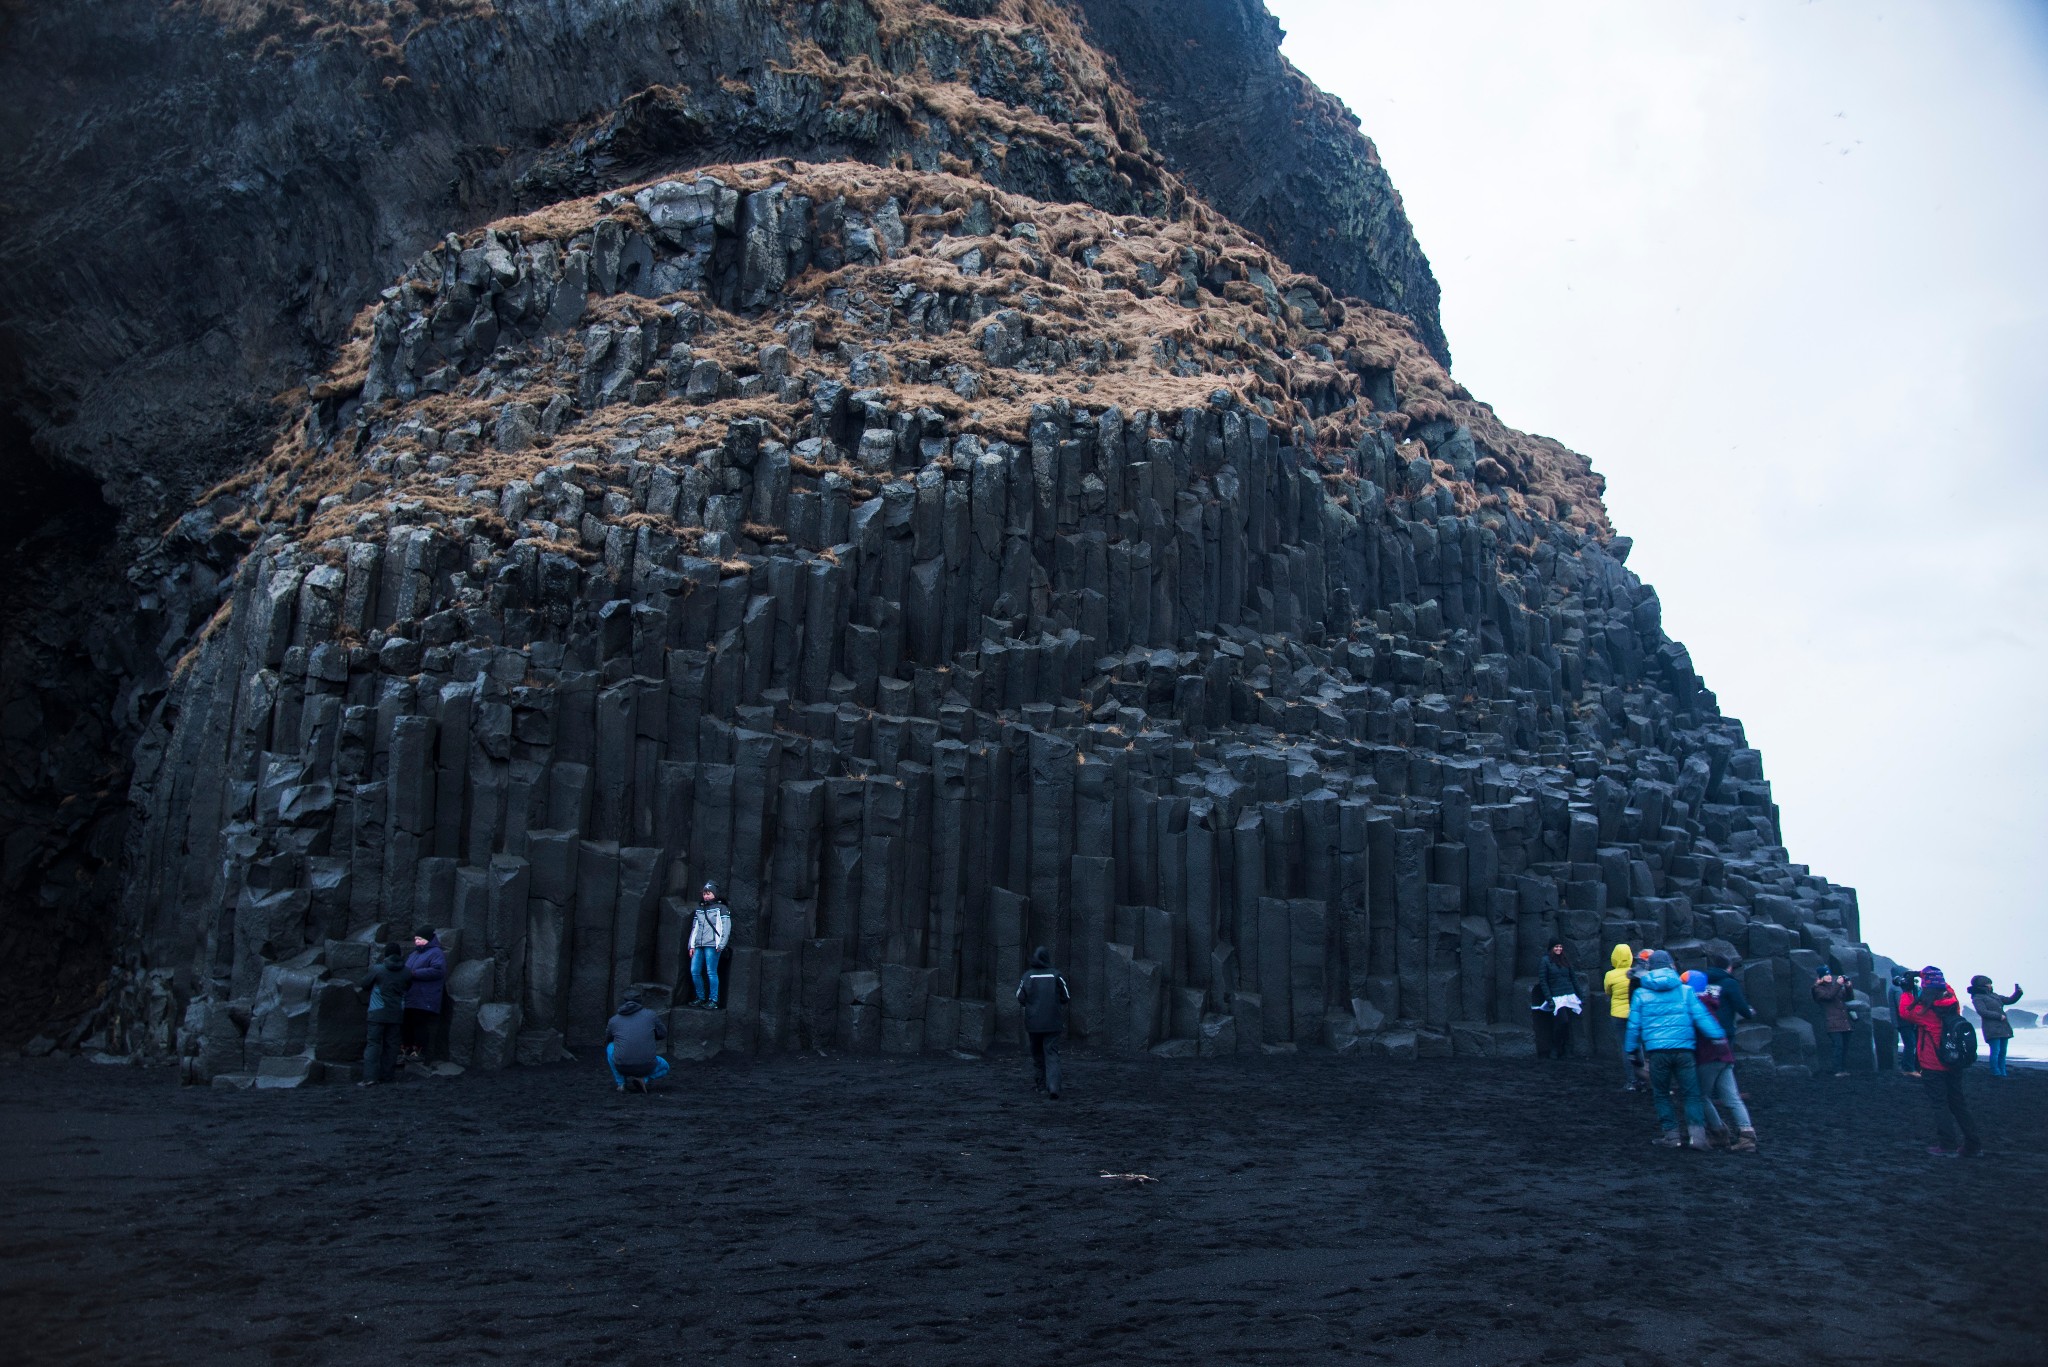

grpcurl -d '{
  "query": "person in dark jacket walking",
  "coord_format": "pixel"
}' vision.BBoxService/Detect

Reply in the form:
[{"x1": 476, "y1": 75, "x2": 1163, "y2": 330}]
[
  {"x1": 1624, "y1": 950, "x2": 1725, "y2": 1148},
  {"x1": 603, "y1": 994, "x2": 670, "y2": 1093},
  {"x1": 1967, "y1": 975, "x2": 2024, "y2": 1078},
  {"x1": 1706, "y1": 955, "x2": 1757, "y2": 1037},
  {"x1": 401, "y1": 931, "x2": 448, "y2": 1064},
  {"x1": 1896, "y1": 966, "x2": 1981, "y2": 1157},
  {"x1": 356, "y1": 944, "x2": 413, "y2": 1086},
  {"x1": 1016, "y1": 947, "x2": 1071, "y2": 1098},
  {"x1": 1534, "y1": 941, "x2": 1583, "y2": 1060},
  {"x1": 1812, "y1": 965, "x2": 1856, "y2": 1076}
]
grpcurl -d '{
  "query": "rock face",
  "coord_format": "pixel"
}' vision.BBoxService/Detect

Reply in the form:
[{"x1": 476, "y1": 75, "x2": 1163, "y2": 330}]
[
  {"x1": 0, "y1": 0, "x2": 1443, "y2": 1043},
  {"x1": 0, "y1": 1, "x2": 1889, "y2": 1071}
]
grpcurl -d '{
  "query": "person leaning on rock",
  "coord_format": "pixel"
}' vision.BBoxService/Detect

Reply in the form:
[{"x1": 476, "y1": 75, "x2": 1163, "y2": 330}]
[
  {"x1": 356, "y1": 943, "x2": 413, "y2": 1087},
  {"x1": 1812, "y1": 965, "x2": 1856, "y2": 1076},
  {"x1": 401, "y1": 930, "x2": 448, "y2": 1065},
  {"x1": 604, "y1": 993, "x2": 670, "y2": 1094},
  {"x1": 1535, "y1": 940, "x2": 1583, "y2": 1060},
  {"x1": 1968, "y1": 975, "x2": 2023, "y2": 1078},
  {"x1": 689, "y1": 882, "x2": 732, "y2": 1010},
  {"x1": 1624, "y1": 950, "x2": 1725, "y2": 1149},
  {"x1": 1016, "y1": 947, "x2": 1071, "y2": 1099}
]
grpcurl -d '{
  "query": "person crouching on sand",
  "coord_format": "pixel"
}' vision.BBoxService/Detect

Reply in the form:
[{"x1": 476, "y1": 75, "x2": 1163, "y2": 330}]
[
  {"x1": 1016, "y1": 947, "x2": 1071, "y2": 1099},
  {"x1": 604, "y1": 993, "x2": 670, "y2": 1094},
  {"x1": 1625, "y1": 950, "x2": 1724, "y2": 1149},
  {"x1": 1688, "y1": 971, "x2": 1757, "y2": 1152}
]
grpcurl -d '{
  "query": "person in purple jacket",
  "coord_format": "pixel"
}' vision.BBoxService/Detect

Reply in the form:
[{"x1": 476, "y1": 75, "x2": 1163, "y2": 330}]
[{"x1": 401, "y1": 930, "x2": 448, "y2": 1065}]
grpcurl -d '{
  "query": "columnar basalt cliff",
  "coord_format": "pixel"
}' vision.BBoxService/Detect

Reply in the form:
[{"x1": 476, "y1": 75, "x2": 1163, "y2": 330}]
[{"x1": 1, "y1": 1, "x2": 1890, "y2": 1079}]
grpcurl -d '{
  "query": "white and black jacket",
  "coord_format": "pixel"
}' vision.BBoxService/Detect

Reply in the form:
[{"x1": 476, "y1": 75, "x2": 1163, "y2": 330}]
[{"x1": 689, "y1": 902, "x2": 732, "y2": 952}]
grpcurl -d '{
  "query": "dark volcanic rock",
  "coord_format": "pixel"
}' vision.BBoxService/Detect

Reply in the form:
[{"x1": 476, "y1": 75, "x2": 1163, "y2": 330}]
[
  {"x1": 0, "y1": 2, "x2": 1881, "y2": 1075},
  {"x1": 1074, "y1": 0, "x2": 1449, "y2": 365}
]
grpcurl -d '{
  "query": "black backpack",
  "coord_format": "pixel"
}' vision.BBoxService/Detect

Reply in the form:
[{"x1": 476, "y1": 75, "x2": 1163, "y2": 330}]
[{"x1": 1936, "y1": 1012, "x2": 1978, "y2": 1070}]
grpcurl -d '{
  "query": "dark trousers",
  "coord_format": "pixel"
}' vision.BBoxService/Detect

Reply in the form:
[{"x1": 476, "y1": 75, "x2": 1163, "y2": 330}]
[
  {"x1": 1029, "y1": 1032, "x2": 1063, "y2": 1096},
  {"x1": 364, "y1": 1020, "x2": 403, "y2": 1082},
  {"x1": 1828, "y1": 1029, "x2": 1850, "y2": 1071},
  {"x1": 1922, "y1": 1068, "x2": 1980, "y2": 1150},
  {"x1": 1544, "y1": 1008, "x2": 1579, "y2": 1058},
  {"x1": 401, "y1": 1008, "x2": 437, "y2": 1057},
  {"x1": 1898, "y1": 1022, "x2": 1919, "y2": 1070}
]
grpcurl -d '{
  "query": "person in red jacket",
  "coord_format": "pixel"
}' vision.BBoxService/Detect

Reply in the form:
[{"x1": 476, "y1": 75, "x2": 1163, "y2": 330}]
[{"x1": 1894, "y1": 965, "x2": 1982, "y2": 1158}]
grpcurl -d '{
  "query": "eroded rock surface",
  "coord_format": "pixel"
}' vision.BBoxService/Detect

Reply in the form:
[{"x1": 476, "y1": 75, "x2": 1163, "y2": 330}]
[{"x1": 0, "y1": 3, "x2": 1893, "y2": 1074}]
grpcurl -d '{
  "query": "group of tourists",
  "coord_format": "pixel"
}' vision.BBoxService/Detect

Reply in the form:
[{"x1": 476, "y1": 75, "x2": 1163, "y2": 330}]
[
  {"x1": 1532, "y1": 937, "x2": 2024, "y2": 1159},
  {"x1": 353, "y1": 876, "x2": 2022, "y2": 1156}
]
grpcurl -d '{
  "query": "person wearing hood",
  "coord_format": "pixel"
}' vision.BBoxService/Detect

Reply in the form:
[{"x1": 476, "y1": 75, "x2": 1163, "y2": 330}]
[
  {"x1": 356, "y1": 943, "x2": 414, "y2": 1087},
  {"x1": 1706, "y1": 955, "x2": 1757, "y2": 1038},
  {"x1": 1811, "y1": 965, "x2": 1856, "y2": 1076},
  {"x1": 689, "y1": 882, "x2": 732, "y2": 1010},
  {"x1": 1602, "y1": 943, "x2": 1642, "y2": 1089},
  {"x1": 1687, "y1": 970, "x2": 1757, "y2": 1152},
  {"x1": 401, "y1": 930, "x2": 448, "y2": 1064},
  {"x1": 604, "y1": 994, "x2": 670, "y2": 1093},
  {"x1": 1968, "y1": 975, "x2": 2024, "y2": 1078},
  {"x1": 1895, "y1": 966, "x2": 1981, "y2": 1157},
  {"x1": 1623, "y1": 950, "x2": 1725, "y2": 1148},
  {"x1": 1015, "y1": 947, "x2": 1071, "y2": 1098},
  {"x1": 1535, "y1": 941, "x2": 1583, "y2": 1060}
]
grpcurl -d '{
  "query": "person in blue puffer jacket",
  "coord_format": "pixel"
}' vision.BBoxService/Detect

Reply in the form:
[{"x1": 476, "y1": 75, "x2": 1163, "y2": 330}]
[{"x1": 1623, "y1": 950, "x2": 1725, "y2": 1149}]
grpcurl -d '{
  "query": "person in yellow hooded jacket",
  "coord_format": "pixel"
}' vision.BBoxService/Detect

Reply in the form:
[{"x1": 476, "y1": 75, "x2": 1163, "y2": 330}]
[{"x1": 1604, "y1": 944, "x2": 1643, "y2": 1091}]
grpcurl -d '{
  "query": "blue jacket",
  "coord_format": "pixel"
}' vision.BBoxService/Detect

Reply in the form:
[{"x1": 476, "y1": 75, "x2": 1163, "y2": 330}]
[
  {"x1": 1624, "y1": 968, "x2": 1725, "y2": 1053},
  {"x1": 404, "y1": 936, "x2": 448, "y2": 1013}
]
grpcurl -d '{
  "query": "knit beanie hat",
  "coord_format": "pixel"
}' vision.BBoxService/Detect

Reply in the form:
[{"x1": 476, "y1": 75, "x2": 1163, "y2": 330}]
[
  {"x1": 1920, "y1": 966, "x2": 1946, "y2": 994},
  {"x1": 1969, "y1": 974, "x2": 1992, "y2": 991},
  {"x1": 1648, "y1": 949, "x2": 1674, "y2": 969},
  {"x1": 1683, "y1": 971, "x2": 1707, "y2": 992}
]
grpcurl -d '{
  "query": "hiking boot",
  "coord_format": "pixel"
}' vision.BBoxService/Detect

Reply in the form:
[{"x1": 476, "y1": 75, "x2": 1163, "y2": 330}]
[
  {"x1": 1685, "y1": 1125, "x2": 1709, "y2": 1150},
  {"x1": 1730, "y1": 1130, "x2": 1758, "y2": 1153},
  {"x1": 1652, "y1": 1130, "x2": 1683, "y2": 1147}
]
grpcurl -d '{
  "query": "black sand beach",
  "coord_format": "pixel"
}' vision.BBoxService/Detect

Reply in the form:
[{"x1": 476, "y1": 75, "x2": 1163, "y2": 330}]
[{"x1": 3, "y1": 1051, "x2": 2043, "y2": 1366}]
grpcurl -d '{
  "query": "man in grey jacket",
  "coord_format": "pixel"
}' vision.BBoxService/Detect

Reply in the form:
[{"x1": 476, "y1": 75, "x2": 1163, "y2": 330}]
[{"x1": 1016, "y1": 947, "x2": 1071, "y2": 1099}]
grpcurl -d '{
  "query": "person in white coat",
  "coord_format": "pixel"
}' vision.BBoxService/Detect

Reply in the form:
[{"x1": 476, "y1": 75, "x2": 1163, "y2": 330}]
[{"x1": 689, "y1": 881, "x2": 732, "y2": 1009}]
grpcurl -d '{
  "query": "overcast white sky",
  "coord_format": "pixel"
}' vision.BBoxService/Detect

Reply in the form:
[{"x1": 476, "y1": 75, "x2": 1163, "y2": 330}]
[{"x1": 1268, "y1": 0, "x2": 2048, "y2": 991}]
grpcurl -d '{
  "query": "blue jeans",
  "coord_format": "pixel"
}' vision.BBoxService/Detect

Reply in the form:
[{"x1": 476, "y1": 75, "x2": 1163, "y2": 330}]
[
  {"x1": 1698, "y1": 1059, "x2": 1751, "y2": 1132},
  {"x1": 692, "y1": 947, "x2": 721, "y2": 1005},
  {"x1": 1829, "y1": 1030, "x2": 1850, "y2": 1072},
  {"x1": 606, "y1": 1045, "x2": 671, "y2": 1089},
  {"x1": 1647, "y1": 1049, "x2": 1704, "y2": 1131},
  {"x1": 1989, "y1": 1037, "x2": 2009, "y2": 1075}
]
